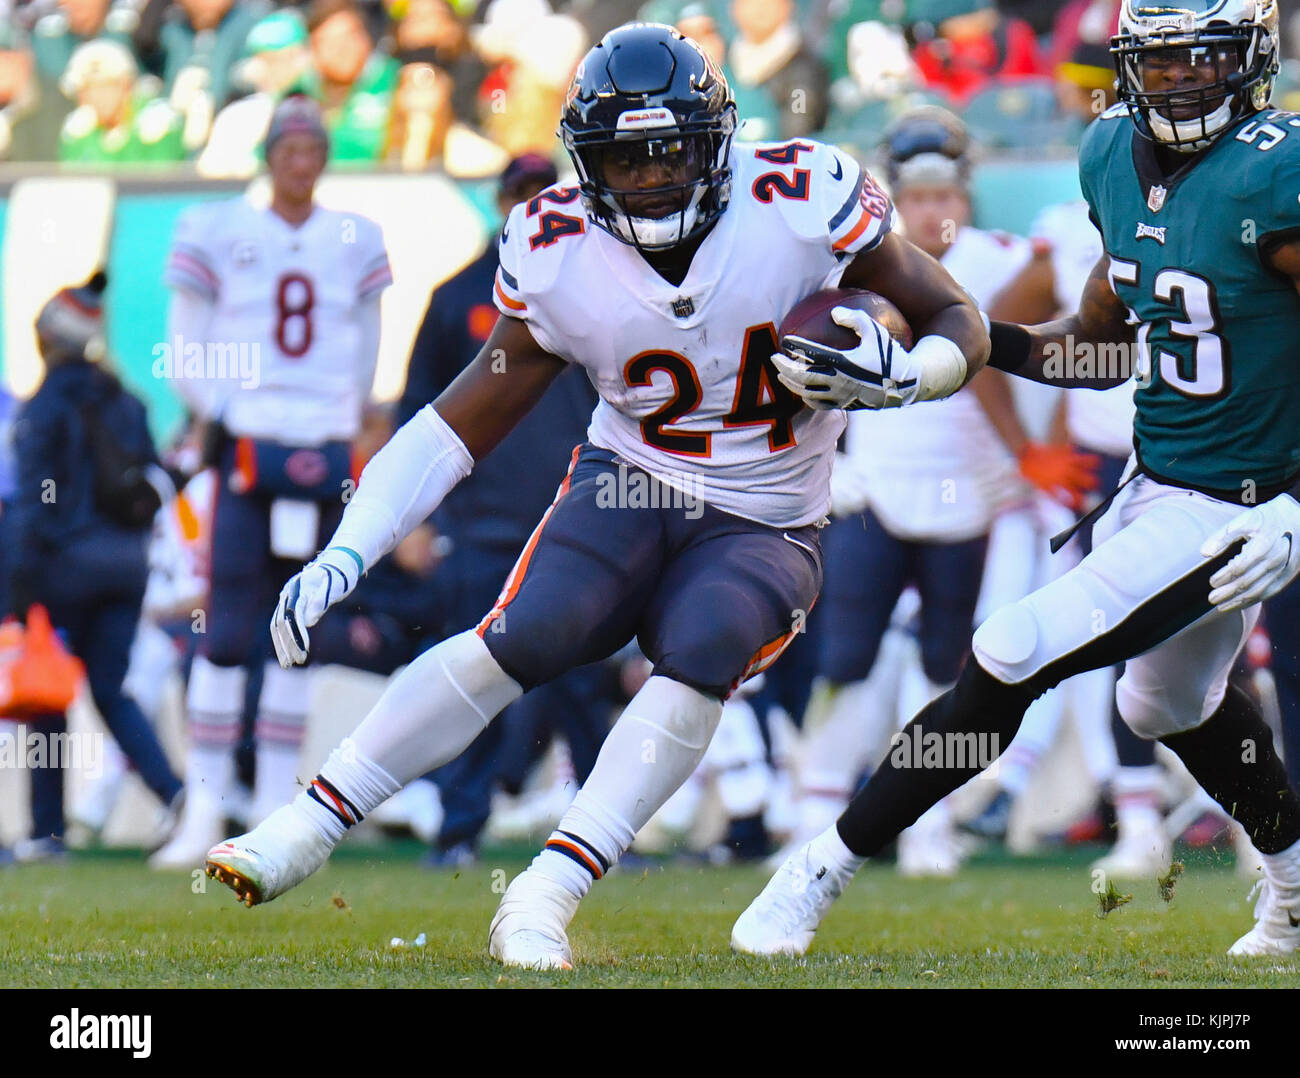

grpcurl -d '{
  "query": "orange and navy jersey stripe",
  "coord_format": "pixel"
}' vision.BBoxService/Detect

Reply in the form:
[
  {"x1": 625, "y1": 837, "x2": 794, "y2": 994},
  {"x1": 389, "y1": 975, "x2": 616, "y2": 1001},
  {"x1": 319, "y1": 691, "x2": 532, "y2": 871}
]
[
  {"x1": 476, "y1": 445, "x2": 581, "y2": 637},
  {"x1": 545, "y1": 831, "x2": 608, "y2": 880},
  {"x1": 358, "y1": 252, "x2": 394, "y2": 301},
  {"x1": 493, "y1": 266, "x2": 527, "y2": 314},
  {"x1": 827, "y1": 164, "x2": 893, "y2": 255}
]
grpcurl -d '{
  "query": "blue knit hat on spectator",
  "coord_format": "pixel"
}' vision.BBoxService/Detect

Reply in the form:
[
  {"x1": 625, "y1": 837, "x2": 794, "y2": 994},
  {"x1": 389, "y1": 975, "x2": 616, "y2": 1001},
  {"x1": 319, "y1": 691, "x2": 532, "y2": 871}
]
[
  {"x1": 499, "y1": 152, "x2": 558, "y2": 197},
  {"x1": 263, "y1": 94, "x2": 330, "y2": 158},
  {"x1": 35, "y1": 271, "x2": 108, "y2": 366}
]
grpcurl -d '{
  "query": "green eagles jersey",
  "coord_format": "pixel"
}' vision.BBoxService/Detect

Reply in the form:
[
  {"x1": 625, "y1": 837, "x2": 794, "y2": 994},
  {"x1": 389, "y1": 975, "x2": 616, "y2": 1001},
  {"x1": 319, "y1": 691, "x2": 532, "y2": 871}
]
[
  {"x1": 1079, "y1": 104, "x2": 1300, "y2": 497},
  {"x1": 291, "y1": 54, "x2": 399, "y2": 164}
]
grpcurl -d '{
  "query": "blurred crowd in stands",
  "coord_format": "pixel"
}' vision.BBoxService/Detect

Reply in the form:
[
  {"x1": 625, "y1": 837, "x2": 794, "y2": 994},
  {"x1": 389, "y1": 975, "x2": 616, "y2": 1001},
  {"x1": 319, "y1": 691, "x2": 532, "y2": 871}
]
[{"x1": 6, "y1": 0, "x2": 1300, "y2": 172}]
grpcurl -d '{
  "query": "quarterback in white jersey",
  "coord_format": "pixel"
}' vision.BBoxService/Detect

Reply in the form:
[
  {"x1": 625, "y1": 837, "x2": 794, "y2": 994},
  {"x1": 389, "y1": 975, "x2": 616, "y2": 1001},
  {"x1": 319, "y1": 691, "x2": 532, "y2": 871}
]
[
  {"x1": 163, "y1": 197, "x2": 389, "y2": 444},
  {"x1": 152, "y1": 96, "x2": 393, "y2": 870},
  {"x1": 204, "y1": 24, "x2": 989, "y2": 969}
]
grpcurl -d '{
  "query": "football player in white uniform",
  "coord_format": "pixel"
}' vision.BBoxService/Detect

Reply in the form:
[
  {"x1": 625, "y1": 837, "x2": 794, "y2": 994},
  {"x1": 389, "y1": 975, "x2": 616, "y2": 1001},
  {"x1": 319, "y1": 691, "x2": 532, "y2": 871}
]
[
  {"x1": 203, "y1": 23, "x2": 989, "y2": 969},
  {"x1": 793, "y1": 108, "x2": 1098, "y2": 877},
  {"x1": 153, "y1": 96, "x2": 392, "y2": 867}
]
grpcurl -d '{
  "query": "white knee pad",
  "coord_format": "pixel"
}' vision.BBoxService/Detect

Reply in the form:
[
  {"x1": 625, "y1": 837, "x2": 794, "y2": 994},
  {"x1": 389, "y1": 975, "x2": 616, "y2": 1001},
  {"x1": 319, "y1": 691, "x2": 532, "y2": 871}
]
[
  {"x1": 1115, "y1": 668, "x2": 1229, "y2": 740},
  {"x1": 971, "y1": 601, "x2": 1042, "y2": 685},
  {"x1": 435, "y1": 630, "x2": 524, "y2": 722}
]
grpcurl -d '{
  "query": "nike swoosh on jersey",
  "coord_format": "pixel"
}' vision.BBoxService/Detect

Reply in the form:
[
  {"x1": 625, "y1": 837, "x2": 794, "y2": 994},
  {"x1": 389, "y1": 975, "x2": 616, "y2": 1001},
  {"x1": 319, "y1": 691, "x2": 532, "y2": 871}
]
[
  {"x1": 828, "y1": 157, "x2": 843, "y2": 182},
  {"x1": 500, "y1": 224, "x2": 510, "y2": 243}
]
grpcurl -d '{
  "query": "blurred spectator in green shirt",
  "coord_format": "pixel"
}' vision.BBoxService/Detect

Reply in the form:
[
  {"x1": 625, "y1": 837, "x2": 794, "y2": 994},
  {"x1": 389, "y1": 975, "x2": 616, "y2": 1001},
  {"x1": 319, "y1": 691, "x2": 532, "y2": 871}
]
[
  {"x1": 30, "y1": 0, "x2": 140, "y2": 84},
  {"x1": 295, "y1": 0, "x2": 399, "y2": 163},
  {"x1": 58, "y1": 38, "x2": 184, "y2": 164},
  {"x1": 197, "y1": 8, "x2": 309, "y2": 176},
  {"x1": 156, "y1": 0, "x2": 268, "y2": 152}
]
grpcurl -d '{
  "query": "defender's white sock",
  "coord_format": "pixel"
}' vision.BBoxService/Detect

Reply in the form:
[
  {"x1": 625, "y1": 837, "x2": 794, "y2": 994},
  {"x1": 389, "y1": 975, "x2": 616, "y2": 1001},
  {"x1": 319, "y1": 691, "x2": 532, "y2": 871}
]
[{"x1": 811, "y1": 822, "x2": 866, "y2": 881}]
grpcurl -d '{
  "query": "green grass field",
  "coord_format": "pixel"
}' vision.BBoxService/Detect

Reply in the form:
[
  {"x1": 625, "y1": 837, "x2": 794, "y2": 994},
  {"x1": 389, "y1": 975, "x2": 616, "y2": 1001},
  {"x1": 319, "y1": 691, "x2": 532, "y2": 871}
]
[{"x1": 1, "y1": 844, "x2": 1295, "y2": 988}]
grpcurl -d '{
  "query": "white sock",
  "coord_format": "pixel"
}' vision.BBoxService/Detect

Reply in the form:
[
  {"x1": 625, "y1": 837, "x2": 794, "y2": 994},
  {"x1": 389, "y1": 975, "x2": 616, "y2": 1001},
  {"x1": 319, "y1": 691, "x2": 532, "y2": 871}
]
[
  {"x1": 184, "y1": 656, "x2": 245, "y2": 814},
  {"x1": 533, "y1": 792, "x2": 637, "y2": 899},
  {"x1": 809, "y1": 823, "x2": 866, "y2": 880},
  {"x1": 1262, "y1": 835, "x2": 1300, "y2": 883},
  {"x1": 251, "y1": 662, "x2": 309, "y2": 824},
  {"x1": 1113, "y1": 764, "x2": 1163, "y2": 836},
  {"x1": 349, "y1": 630, "x2": 522, "y2": 781},
  {"x1": 295, "y1": 744, "x2": 402, "y2": 845},
  {"x1": 531, "y1": 675, "x2": 723, "y2": 899}
]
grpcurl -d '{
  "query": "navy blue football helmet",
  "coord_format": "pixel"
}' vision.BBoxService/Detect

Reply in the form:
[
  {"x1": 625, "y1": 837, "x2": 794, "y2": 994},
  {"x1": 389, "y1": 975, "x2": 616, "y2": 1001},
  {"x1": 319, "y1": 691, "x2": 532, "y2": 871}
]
[{"x1": 560, "y1": 22, "x2": 737, "y2": 251}]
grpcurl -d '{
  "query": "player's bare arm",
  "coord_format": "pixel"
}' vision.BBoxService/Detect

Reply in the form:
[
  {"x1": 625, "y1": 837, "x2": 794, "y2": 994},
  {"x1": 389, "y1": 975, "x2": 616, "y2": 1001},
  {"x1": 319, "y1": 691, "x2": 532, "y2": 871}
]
[
  {"x1": 838, "y1": 231, "x2": 991, "y2": 382},
  {"x1": 1264, "y1": 234, "x2": 1300, "y2": 296},
  {"x1": 433, "y1": 314, "x2": 567, "y2": 460},
  {"x1": 987, "y1": 253, "x2": 1134, "y2": 389},
  {"x1": 268, "y1": 315, "x2": 564, "y2": 667}
]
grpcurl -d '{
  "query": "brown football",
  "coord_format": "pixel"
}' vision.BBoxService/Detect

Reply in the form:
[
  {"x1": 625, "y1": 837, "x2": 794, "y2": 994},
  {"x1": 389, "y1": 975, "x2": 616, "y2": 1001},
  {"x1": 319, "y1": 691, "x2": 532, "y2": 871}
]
[{"x1": 778, "y1": 288, "x2": 915, "y2": 355}]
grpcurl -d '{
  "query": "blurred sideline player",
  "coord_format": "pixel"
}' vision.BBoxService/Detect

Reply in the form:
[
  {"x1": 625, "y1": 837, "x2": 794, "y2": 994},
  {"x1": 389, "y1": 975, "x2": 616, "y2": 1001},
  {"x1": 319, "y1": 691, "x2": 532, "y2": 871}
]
[
  {"x1": 205, "y1": 23, "x2": 990, "y2": 970},
  {"x1": 788, "y1": 107, "x2": 1096, "y2": 877},
  {"x1": 153, "y1": 95, "x2": 391, "y2": 868},
  {"x1": 738, "y1": 0, "x2": 1300, "y2": 958}
]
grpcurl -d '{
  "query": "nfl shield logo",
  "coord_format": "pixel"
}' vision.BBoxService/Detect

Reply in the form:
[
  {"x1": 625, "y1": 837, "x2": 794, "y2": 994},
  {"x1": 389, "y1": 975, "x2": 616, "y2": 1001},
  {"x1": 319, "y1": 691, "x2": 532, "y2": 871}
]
[
  {"x1": 1147, "y1": 185, "x2": 1167, "y2": 213},
  {"x1": 672, "y1": 297, "x2": 695, "y2": 318}
]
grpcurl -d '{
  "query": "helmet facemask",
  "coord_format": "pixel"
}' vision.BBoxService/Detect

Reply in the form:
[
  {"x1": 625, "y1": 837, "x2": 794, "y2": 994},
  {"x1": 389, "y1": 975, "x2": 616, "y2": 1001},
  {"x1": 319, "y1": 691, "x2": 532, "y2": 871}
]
[
  {"x1": 1113, "y1": 20, "x2": 1276, "y2": 152},
  {"x1": 565, "y1": 117, "x2": 735, "y2": 252}
]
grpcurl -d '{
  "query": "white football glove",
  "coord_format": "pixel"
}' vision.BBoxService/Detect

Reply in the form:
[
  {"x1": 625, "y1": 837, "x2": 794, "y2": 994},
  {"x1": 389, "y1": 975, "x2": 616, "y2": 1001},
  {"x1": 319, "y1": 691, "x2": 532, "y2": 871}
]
[
  {"x1": 773, "y1": 306, "x2": 915, "y2": 410},
  {"x1": 1201, "y1": 494, "x2": 1300, "y2": 614},
  {"x1": 270, "y1": 546, "x2": 364, "y2": 667}
]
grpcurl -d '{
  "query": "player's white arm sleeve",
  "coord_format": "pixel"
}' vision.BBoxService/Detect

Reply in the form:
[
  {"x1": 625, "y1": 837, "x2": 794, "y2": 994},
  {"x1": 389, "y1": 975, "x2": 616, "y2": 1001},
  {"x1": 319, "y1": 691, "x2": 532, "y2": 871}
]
[
  {"x1": 354, "y1": 294, "x2": 382, "y2": 402},
  {"x1": 327, "y1": 404, "x2": 474, "y2": 572},
  {"x1": 165, "y1": 288, "x2": 229, "y2": 419}
]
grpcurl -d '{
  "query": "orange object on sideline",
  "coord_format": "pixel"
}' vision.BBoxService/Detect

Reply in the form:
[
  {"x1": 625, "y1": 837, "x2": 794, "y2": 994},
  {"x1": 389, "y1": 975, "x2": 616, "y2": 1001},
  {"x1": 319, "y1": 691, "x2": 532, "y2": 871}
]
[{"x1": 0, "y1": 605, "x2": 84, "y2": 718}]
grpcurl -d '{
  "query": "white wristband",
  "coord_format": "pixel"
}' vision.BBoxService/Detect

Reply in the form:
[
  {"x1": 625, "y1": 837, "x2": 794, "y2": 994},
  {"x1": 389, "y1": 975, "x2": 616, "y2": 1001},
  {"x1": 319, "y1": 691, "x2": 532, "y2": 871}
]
[
  {"x1": 329, "y1": 404, "x2": 474, "y2": 572},
  {"x1": 910, "y1": 335, "x2": 969, "y2": 402}
]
